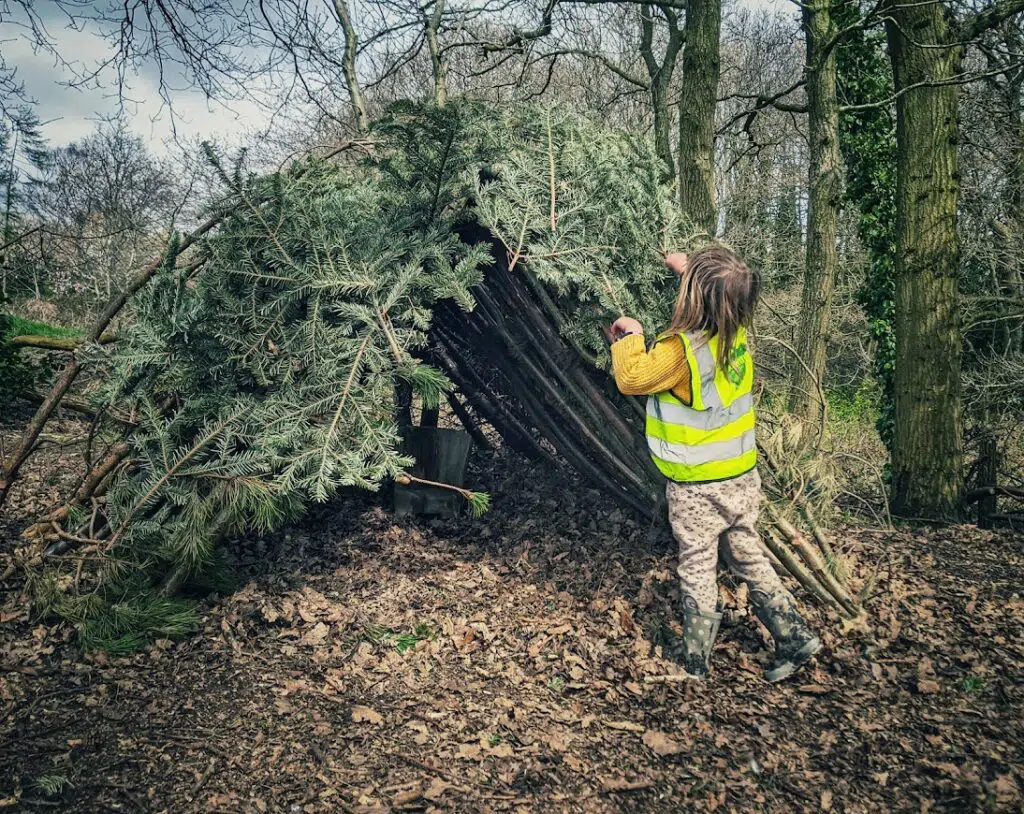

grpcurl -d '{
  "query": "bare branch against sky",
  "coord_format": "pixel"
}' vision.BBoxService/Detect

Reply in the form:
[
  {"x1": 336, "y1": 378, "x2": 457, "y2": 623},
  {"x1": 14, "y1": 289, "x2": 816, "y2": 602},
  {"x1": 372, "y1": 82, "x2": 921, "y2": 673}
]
[{"x1": 0, "y1": 0, "x2": 787, "y2": 156}]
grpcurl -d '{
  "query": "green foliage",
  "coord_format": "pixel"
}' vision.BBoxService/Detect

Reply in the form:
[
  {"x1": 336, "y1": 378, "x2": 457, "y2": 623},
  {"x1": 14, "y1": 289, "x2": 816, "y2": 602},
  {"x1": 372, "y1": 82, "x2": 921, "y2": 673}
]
[
  {"x1": 471, "y1": 107, "x2": 680, "y2": 349},
  {"x1": 33, "y1": 774, "x2": 72, "y2": 798},
  {"x1": 364, "y1": 621, "x2": 435, "y2": 653},
  {"x1": 0, "y1": 314, "x2": 50, "y2": 402},
  {"x1": 395, "y1": 623, "x2": 435, "y2": 653},
  {"x1": 466, "y1": 490, "x2": 491, "y2": 518},
  {"x1": 41, "y1": 102, "x2": 684, "y2": 648},
  {"x1": 827, "y1": 380, "x2": 881, "y2": 424},
  {"x1": 836, "y1": 4, "x2": 897, "y2": 457},
  {"x1": 2, "y1": 315, "x2": 81, "y2": 339},
  {"x1": 55, "y1": 590, "x2": 198, "y2": 653}
]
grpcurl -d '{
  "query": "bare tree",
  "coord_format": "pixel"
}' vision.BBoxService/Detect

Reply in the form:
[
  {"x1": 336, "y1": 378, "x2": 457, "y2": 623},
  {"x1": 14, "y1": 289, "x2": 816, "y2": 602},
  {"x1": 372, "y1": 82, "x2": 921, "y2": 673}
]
[
  {"x1": 29, "y1": 120, "x2": 178, "y2": 306},
  {"x1": 677, "y1": 0, "x2": 719, "y2": 235},
  {"x1": 788, "y1": 0, "x2": 842, "y2": 424}
]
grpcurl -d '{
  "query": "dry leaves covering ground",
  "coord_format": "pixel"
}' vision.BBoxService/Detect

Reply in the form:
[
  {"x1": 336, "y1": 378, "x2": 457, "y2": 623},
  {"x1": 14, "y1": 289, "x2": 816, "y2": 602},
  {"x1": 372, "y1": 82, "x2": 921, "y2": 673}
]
[{"x1": 1, "y1": 413, "x2": 1023, "y2": 813}]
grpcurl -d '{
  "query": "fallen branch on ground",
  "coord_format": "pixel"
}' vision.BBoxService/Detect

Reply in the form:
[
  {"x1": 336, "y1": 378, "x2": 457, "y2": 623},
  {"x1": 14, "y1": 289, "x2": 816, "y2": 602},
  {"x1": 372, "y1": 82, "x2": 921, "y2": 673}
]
[{"x1": 8, "y1": 333, "x2": 117, "y2": 350}]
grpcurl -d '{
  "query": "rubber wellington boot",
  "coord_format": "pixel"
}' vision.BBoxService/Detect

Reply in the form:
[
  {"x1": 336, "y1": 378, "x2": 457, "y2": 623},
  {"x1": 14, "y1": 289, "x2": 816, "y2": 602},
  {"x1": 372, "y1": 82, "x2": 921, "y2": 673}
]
[
  {"x1": 752, "y1": 590, "x2": 822, "y2": 682},
  {"x1": 670, "y1": 595, "x2": 722, "y2": 680}
]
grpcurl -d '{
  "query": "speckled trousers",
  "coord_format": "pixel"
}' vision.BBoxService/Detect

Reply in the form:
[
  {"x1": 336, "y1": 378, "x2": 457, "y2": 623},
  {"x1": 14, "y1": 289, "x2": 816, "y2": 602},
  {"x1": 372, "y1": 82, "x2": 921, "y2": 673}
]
[{"x1": 665, "y1": 468, "x2": 786, "y2": 612}]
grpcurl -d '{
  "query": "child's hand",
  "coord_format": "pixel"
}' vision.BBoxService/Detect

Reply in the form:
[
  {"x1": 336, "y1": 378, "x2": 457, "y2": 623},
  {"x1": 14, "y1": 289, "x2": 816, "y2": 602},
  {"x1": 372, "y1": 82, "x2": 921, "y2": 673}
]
[
  {"x1": 665, "y1": 252, "x2": 689, "y2": 277},
  {"x1": 608, "y1": 316, "x2": 644, "y2": 341}
]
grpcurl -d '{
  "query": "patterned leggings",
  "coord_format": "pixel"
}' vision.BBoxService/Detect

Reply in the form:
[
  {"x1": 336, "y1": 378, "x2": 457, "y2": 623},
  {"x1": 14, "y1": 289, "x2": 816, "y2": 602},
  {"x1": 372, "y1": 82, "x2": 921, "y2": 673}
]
[{"x1": 665, "y1": 468, "x2": 785, "y2": 612}]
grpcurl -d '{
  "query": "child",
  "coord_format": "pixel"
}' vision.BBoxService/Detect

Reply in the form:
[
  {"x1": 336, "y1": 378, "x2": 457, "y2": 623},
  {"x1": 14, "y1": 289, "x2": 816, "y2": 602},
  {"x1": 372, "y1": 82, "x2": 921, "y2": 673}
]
[{"x1": 608, "y1": 247, "x2": 820, "y2": 682}]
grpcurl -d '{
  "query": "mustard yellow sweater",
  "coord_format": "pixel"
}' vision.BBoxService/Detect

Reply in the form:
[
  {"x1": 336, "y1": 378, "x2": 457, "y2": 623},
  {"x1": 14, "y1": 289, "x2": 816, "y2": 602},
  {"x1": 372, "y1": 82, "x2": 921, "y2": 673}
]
[{"x1": 610, "y1": 333, "x2": 692, "y2": 405}]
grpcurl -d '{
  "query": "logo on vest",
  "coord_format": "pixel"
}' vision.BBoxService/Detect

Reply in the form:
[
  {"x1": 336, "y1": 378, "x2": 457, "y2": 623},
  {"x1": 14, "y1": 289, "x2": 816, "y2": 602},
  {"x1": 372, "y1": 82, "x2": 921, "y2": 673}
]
[{"x1": 726, "y1": 343, "x2": 748, "y2": 386}]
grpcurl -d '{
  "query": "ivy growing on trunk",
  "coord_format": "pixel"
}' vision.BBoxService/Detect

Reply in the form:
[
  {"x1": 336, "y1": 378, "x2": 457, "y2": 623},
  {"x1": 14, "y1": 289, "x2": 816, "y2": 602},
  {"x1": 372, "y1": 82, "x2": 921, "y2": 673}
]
[{"x1": 836, "y1": 4, "x2": 898, "y2": 458}]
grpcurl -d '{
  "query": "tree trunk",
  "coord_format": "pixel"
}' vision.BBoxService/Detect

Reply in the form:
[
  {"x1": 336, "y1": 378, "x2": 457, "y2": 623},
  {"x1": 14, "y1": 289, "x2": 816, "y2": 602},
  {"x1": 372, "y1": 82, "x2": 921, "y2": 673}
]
[
  {"x1": 424, "y1": 0, "x2": 448, "y2": 107},
  {"x1": 333, "y1": 0, "x2": 370, "y2": 132},
  {"x1": 651, "y1": 74, "x2": 674, "y2": 182},
  {"x1": 640, "y1": 5, "x2": 682, "y2": 182},
  {"x1": 885, "y1": 0, "x2": 964, "y2": 519},
  {"x1": 789, "y1": 0, "x2": 842, "y2": 423},
  {"x1": 1001, "y1": 51, "x2": 1024, "y2": 352},
  {"x1": 677, "y1": 0, "x2": 721, "y2": 237}
]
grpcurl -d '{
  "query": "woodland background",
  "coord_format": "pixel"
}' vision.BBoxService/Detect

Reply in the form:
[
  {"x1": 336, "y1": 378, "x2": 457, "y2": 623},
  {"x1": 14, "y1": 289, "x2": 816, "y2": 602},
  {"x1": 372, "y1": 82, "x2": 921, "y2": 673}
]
[
  {"x1": 2, "y1": 0, "x2": 1023, "y2": 516},
  {"x1": 1, "y1": 0, "x2": 1023, "y2": 811}
]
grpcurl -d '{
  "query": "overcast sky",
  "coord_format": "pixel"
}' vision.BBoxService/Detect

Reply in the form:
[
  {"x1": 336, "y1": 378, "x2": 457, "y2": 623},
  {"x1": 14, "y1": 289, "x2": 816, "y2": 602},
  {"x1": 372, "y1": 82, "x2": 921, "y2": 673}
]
[
  {"x1": 3, "y1": 4, "x2": 268, "y2": 154},
  {"x1": 3, "y1": 0, "x2": 792, "y2": 159}
]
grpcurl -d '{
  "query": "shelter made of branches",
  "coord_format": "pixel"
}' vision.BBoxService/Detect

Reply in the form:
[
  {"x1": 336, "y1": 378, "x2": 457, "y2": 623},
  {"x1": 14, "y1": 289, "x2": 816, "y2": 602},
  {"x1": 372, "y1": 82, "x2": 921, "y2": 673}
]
[{"x1": 15, "y1": 102, "x2": 858, "y2": 649}]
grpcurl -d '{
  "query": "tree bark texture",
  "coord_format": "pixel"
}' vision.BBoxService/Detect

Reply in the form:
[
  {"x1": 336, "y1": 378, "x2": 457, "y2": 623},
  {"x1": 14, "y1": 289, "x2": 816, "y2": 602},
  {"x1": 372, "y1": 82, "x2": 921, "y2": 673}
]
[
  {"x1": 640, "y1": 4, "x2": 682, "y2": 182},
  {"x1": 677, "y1": 0, "x2": 721, "y2": 237},
  {"x1": 885, "y1": 0, "x2": 965, "y2": 519},
  {"x1": 424, "y1": 0, "x2": 448, "y2": 107},
  {"x1": 333, "y1": 0, "x2": 370, "y2": 132},
  {"x1": 789, "y1": 0, "x2": 842, "y2": 424}
]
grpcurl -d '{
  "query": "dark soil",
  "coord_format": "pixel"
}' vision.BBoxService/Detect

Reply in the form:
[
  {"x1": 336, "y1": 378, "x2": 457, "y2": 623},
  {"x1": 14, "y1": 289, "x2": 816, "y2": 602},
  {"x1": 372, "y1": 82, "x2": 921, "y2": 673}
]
[{"x1": 1, "y1": 416, "x2": 1023, "y2": 813}]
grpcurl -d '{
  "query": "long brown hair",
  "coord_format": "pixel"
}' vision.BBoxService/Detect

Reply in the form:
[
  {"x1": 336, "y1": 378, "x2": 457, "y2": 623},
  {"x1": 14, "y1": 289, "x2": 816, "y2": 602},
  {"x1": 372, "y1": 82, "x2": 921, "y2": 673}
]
[{"x1": 666, "y1": 246, "x2": 760, "y2": 370}]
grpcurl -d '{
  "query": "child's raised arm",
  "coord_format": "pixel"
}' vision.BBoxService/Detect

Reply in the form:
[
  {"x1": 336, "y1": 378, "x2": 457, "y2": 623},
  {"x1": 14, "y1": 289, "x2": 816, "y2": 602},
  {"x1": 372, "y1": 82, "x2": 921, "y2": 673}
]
[{"x1": 610, "y1": 332, "x2": 690, "y2": 398}]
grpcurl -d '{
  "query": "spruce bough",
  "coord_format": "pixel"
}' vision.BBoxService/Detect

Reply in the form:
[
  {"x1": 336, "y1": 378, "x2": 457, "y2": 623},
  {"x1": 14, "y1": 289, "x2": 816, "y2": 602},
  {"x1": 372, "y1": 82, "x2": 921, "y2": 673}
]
[{"x1": 32, "y1": 102, "x2": 687, "y2": 649}]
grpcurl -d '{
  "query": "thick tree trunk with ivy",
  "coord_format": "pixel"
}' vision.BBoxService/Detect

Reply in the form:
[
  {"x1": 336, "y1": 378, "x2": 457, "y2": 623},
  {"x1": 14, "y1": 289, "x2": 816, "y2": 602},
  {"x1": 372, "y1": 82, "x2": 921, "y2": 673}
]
[
  {"x1": 836, "y1": 14, "x2": 898, "y2": 455},
  {"x1": 885, "y1": 1, "x2": 964, "y2": 519},
  {"x1": 789, "y1": 0, "x2": 841, "y2": 425},
  {"x1": 677, "y1": 0, "x2": 720, "y2": 236}
]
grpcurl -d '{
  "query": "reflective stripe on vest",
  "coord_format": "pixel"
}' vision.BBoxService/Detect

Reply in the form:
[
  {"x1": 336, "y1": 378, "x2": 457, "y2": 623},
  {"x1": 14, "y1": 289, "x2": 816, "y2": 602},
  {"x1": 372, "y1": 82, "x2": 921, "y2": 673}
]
[{"x1": 645, "y1": 328, "x2": 756, "y2": 483}]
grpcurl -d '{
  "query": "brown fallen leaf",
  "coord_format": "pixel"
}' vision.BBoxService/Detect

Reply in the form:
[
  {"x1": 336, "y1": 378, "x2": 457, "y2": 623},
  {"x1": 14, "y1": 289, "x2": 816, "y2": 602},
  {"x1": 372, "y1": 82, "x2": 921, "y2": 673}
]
[
  {"x1": 302, "y1": 621, "x2": 330, "y2": 645},
  {"x1": 642, "y1": 730, "x2": 683, "y2": 757},
  {"x1": 605, "y1": 720, "x2": 645, "y2": 732},
  {"x1": 601, "y1": 777, "x2": 655, "y2": 792},
  {"x1": 458, "y1": 743, "x2": 482, "y2": 759},
  {"x1": 917, "y1": 678, "x2": 941, "y2": 694},
  {"x1": 406, "y1": 720, "x2": 430, "y2": 745},
  {"x1": 993, "y1": 774, "x2": 1020, "y2": 804},
  {"x1": 351, "y1": 705, "x2": 383, "y2": 725},
  {"x1": 393, "y1": 788, "x2": 422, "y2": 806},
  {"x1": 424, "y1": 778, "x2": 449, "y2": 802},
  {"x1": 821, "y1": 789, "x2": 833, "y2": 810},
  {"x1": 797, "y1": 683, "x2": 830, "y2": 695},
  {"x1": 543, "y1": 731, "x2": 574, "y2": 752}
]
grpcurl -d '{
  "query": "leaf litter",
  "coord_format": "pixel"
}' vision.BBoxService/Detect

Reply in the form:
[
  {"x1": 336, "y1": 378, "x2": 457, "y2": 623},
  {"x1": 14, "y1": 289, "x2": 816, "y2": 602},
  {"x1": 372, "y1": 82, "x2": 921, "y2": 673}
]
[{"x1": 0, "y1": 423, "x2": 1022, "y2": 812}]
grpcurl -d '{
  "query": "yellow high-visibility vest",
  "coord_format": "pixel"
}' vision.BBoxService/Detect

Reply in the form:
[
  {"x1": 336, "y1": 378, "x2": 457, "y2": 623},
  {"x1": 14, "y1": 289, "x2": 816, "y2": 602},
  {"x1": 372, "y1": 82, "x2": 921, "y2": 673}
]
[{"x1": 646, "y1": 327, "x2": 756, "y2": 483}]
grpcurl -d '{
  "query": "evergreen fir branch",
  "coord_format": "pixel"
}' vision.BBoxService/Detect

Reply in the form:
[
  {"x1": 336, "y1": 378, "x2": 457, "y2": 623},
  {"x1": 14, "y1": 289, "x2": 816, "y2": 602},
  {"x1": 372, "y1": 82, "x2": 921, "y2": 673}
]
[
  {"x1": 105, "y1": 406, "x2": 248, "y2": 551},
  {"x1": 38, "y1": 101, "x2": 683, "y2": 649}
]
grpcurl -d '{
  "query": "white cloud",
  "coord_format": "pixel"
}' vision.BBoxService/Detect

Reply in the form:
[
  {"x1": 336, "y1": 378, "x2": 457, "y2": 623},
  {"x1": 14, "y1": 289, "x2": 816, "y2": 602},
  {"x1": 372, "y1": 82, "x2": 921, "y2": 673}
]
[{"x1": 2, "y1": 14, "x2": 269, "y2": 155}]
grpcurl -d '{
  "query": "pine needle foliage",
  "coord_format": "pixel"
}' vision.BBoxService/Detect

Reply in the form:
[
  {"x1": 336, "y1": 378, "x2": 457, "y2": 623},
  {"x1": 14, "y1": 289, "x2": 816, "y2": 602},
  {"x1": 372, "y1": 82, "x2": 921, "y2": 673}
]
[{"x1": 40, "y1": 102, "x2": 687, "y2": 648}]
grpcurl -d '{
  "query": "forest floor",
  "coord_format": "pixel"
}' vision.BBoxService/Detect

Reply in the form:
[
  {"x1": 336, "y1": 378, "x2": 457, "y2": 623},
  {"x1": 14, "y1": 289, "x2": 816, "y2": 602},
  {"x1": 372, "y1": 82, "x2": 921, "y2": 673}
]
[{"x1": 1, "y1": 411, "x2": 1023, "y2": 813}]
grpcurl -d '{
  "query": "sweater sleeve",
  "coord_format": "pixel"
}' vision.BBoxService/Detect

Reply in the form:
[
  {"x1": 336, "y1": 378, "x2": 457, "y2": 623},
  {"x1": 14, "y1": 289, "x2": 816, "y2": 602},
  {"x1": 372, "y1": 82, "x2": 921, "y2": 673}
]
[{"x1": 610, "y1": 333, "x2": 691, "y2": 400}]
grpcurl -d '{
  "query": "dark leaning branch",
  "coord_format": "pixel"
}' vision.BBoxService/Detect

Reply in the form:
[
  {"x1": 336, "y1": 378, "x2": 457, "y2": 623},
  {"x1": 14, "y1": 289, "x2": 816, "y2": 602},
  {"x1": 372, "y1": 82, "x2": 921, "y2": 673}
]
[
  {"x1": 960, "y1": 0, "x2": 1024, "y2": 44},
  {"x1": 964, "y1": 486, "x2": 1024, "y2": 503}
]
